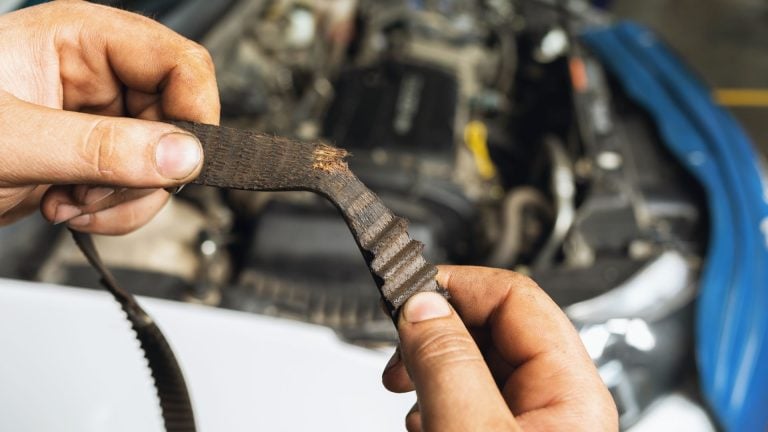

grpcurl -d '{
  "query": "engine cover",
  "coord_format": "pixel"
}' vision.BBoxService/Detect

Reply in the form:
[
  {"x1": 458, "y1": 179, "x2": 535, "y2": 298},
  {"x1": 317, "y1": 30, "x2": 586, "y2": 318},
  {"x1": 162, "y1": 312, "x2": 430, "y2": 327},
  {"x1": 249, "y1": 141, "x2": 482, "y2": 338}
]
[{"x1": 323, "y1": 60, "x2": 458, "y2": 153}]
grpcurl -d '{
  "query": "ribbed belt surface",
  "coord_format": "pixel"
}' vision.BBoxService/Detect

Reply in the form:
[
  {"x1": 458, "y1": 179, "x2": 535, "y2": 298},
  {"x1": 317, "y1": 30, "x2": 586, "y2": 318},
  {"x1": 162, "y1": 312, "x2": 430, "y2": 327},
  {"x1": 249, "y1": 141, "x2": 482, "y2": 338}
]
[{"x1": 72, "y1": 121, "x2": 447, "y2": 432}]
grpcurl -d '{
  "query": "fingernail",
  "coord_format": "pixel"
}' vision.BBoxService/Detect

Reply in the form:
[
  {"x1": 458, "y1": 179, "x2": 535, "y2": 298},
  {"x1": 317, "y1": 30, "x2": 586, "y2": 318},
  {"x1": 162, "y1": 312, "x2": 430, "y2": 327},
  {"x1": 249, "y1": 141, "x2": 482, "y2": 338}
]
[
  {"x1": 384, "y1": 348, "x2": 401, "y2": 372},
  {"x1": 155, "y1": 133, "x2": 202, "y2": 179},
  {"x1": 53, "y1": 204, "x2": 82, "y2": 225},
  {"x1": 67, "y1": 214, "x2": 91, "y2": 227},
  {"x1": 403, "y1": 292, "x2": 451, "y2": 323},
  {"x1": 84, "y1": 187, "x2": 115, "y2": 205}
]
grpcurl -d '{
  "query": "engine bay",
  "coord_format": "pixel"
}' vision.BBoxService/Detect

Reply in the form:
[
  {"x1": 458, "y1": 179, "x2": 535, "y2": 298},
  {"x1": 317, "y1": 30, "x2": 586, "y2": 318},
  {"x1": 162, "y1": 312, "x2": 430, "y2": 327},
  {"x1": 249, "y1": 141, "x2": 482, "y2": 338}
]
[{"x1": 1, "y1": 0, "x2": 711, "y2": 428}]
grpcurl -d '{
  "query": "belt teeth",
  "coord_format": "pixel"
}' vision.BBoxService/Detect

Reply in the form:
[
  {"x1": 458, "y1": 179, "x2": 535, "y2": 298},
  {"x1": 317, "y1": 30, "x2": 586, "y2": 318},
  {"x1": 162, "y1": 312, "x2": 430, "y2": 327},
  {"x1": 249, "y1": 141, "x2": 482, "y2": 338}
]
[
  {"x1": 361, "y1": 214, "x2": 442, "y2": 311},
  {"x1": 373, "y1": 239, "x2": 425, "y2": 278},
  {"x1": 360, "y1": 214, "x2": 403, "y2": 250},
  {"x1": 386, "y1": 264, "x2": 439, "y2": 310}
]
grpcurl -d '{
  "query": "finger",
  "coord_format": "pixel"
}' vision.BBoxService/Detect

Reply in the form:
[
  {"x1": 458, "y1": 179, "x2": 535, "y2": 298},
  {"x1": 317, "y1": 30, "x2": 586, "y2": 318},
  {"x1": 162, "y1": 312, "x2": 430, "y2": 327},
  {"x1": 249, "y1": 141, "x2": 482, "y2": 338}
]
[
  {"x1": 382, "y1": 346, "x2": 415, "y2": 393},
  {"x1": 436, "y1": 266, "x2": 616, "y2": 427},
  {"x1": 0, "y1": 92, "x2": 202, "y2": 187},
  {"x1": 514, "y1": 390, "x2": 618, "y2": 431},
  {"x1": 79, "y1": 92, "x2": 124, "y2": 118},
  {"x1": 40, "y1": 185, "x2": 159, "y2": 225},
  {"x1": 0, "y1": 185, "x2": 48, "y2": 226},
  {"x1": 397, "y1": 292, "x2": 519, "y2": 432},
  {"x1": 405, "y1": 403, "x2": 422, "y2": 432},
  {"x1": 73, "y1": 185, "x2": 160, "y2": 216},
  {"x1": 436, "y1": 265, "x2": 588, "y2": 366},
  {"x1": 49, "y1": 188, "x2": 169, "y2": 235},
  {"x1": 51, "y1": 1, "x2": 220, "y2": 124},
  {"x1": 126, "y1": 91, "x2": 163, "y2": 121}
]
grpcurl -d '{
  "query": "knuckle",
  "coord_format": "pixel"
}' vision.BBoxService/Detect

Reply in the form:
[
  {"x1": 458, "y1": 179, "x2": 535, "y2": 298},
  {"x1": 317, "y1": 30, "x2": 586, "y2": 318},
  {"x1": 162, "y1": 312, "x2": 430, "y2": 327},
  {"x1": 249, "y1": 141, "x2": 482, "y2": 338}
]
[
  {"x1": 81, "y1": 118, "x2": 118, "y2": 178},
  {"x1": 405, "y1": 413, "x2": 421, "y2": 432},
  {"x1": 183, "y1": 41, "x2": 215, "y2": 71},
  {"x1": 111, "y1": 223, "x2": 138, "y2": 236},
  {"x1": 92, "y1": 209, "x2": 140, "y2": 236},
  {"x1": 0, "y1": 90, "x2": 18, "y2": 116},
  {"x1": 123, "y1": 206, "x2": 142, "y2": 233},
  {"x1": 201, "y1": 49, "x2": 216, "y2": 72},
  {"x1": 519, "y1": 274, "x2": 542, "y2": 292},
  {"x1": 0, "y1": 187, "x2": 34, "y2": 223},
  {"x1": 410, "y1": 327, "x2": 482, "y2": 369},
  {"x1": 501, "y1": 269, "x2": 543, "y2": 294},
  {"x1": 102, "y1": 223, "x2": 133, "y2": 236},
  {"x1": 49, "y1": 0, "x2": 85, "y2": 11}
]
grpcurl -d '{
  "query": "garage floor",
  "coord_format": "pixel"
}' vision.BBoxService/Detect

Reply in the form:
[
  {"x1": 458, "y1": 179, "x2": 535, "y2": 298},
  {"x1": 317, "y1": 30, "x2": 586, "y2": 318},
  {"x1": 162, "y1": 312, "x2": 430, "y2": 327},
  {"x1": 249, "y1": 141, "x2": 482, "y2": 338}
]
[{"x1": 612, "y1": 0, "x2": 768, "y2": 154}]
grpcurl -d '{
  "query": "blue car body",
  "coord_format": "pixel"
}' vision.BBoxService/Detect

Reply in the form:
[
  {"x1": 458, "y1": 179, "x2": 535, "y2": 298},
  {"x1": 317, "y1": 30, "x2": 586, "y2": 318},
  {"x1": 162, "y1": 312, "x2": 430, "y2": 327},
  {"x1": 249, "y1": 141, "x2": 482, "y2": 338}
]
[{"x1": 583, "y1": 22, "x2": 768, "y2": 431}]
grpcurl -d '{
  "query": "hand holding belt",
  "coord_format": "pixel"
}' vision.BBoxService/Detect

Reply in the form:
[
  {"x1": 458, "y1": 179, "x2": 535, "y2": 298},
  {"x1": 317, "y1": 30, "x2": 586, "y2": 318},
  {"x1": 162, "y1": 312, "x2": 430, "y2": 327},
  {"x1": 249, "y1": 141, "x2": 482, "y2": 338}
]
[
  {"x1": 176, "y1": 121, "x2": 447, "y2": 318},
  {"x1": 72, "y1": 121, "x2": 448, "y2": 432}
]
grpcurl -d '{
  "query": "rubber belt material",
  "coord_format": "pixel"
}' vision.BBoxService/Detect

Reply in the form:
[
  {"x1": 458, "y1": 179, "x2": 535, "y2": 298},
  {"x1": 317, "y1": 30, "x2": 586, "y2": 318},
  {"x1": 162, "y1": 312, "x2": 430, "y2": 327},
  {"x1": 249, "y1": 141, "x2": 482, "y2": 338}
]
[
  {"x1": 71, "y1": 230, "x2": 196, "y2": 432},
  {"x1": 71, "y1": 121, "x2": 447, "y2": 432}
]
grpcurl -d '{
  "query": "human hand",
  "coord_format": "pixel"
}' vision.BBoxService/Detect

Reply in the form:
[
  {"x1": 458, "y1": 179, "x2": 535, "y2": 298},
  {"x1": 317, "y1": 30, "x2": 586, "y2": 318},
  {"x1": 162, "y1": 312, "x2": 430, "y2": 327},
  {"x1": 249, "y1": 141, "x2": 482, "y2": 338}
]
[
  {"x1": 0, "y1": 0, "x2": 219, "y2": 233},
  {"x1": 382, "y1": 266, "x2": 618, "y2": 431}
]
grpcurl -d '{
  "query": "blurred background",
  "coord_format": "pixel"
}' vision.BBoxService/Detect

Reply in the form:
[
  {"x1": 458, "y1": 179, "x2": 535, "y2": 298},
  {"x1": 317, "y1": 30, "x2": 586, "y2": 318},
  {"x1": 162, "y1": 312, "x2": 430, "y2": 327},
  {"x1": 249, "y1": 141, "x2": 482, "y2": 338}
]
[
  {"x1": 614, "y1": 0, "x2": 768, "y2": 154},
  {"x1": 2, "y1": 0, "x2": 768, "y2": 430}
]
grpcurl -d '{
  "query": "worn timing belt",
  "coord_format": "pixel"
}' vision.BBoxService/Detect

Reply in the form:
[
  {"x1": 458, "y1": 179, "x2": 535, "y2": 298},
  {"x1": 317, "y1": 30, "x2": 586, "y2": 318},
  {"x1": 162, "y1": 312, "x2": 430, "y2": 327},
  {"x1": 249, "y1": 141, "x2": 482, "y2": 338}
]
[{"x1": 72, "y1": 121, "x2": 448, "y2": 432}]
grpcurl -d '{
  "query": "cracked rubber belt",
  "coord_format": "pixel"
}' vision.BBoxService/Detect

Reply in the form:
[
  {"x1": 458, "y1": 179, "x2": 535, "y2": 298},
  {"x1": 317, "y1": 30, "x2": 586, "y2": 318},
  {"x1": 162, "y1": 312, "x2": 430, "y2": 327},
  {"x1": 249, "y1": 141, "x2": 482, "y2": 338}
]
[
  {"x1": 174, "y1": 120, "x2": 448, "y2": 320},
  {"x1": 70, "y1": 121, "x2": 448, "y2": 432}
]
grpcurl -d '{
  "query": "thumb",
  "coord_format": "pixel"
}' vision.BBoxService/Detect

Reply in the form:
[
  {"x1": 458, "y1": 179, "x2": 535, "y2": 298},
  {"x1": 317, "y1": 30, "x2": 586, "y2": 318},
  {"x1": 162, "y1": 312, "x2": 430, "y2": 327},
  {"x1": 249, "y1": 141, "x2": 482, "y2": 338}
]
[
  {"x1": 397, "y1": 292, "x2": 518, "y2": 432},
  {"x1": 0, "y1": 92, "x2": 202, "y2": 187}
]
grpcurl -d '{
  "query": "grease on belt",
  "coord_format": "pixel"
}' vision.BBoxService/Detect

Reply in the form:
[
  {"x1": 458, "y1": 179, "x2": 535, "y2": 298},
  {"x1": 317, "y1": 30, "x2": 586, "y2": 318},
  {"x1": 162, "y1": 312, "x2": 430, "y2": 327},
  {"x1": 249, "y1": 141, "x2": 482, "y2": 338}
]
[{"x1": 71, "y1": 121, "x2": 448, "y2": 432}]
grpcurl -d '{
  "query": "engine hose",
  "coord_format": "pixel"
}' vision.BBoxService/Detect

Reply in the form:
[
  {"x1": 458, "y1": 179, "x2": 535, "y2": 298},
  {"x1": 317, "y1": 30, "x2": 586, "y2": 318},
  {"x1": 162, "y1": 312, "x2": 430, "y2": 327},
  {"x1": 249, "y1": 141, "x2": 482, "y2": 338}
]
[
  {"x1": 487, "y1": 186, "x2": 553, "y2": 269},
  {"x1": 534, "y1": 135, "x2": 576, "y2": 268}
]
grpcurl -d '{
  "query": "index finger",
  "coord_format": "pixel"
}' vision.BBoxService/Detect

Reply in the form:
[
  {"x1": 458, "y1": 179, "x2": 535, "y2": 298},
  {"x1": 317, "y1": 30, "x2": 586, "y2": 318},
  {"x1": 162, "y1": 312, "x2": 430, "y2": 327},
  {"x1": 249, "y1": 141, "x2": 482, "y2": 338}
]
[
  {"x1": 436, "y1": 265, "x2": 616, "y2": 428},
  {"x1": 436, "y1": 265, "x2": 584, "y2": 365},
  {"x1": 55, "y1": 2, "x2": 220, "y2": 124}
]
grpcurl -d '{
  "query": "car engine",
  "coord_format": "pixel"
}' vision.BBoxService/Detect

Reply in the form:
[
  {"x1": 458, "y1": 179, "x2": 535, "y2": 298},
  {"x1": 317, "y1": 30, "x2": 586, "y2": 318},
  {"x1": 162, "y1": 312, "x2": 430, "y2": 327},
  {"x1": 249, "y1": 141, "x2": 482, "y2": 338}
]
[{"x1": 1, "y1": 0, "x2": 708, "y2": 428}]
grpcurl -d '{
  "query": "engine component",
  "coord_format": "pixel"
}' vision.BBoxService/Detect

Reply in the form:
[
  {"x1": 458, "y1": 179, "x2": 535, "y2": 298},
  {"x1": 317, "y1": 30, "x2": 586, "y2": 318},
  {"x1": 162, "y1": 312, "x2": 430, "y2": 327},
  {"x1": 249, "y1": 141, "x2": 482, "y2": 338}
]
[
  {"x1": 534, "y1": 135, "x2": 576, "y2": 267},
  {"x1": 321, "y1": 58, "x2": 486, "y2": 264},
  {"x1": 206, "y1": 0, "x2": 356, "y2": 133},
  {"x1": 203, "y1": 0, "x2": 518, "y2": 341},
  {"x1": 560, "y1": 49, "x2": 705, "y2": 270},
  {"x1": 323, "y1": 60, "x2": 458, "y2": 154},
  {"x1": 487, "y1": 186, "x2": 552, "y2": 268},
  {"x1": 39, "y1": 197, "x2": 227, "y2": 302},
  {"x1": 567, "y1": 251, "x2": 696, "y2": 429},
  {"x1": 227, "y1": 198, "x2": 440, "y2": 341}
]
